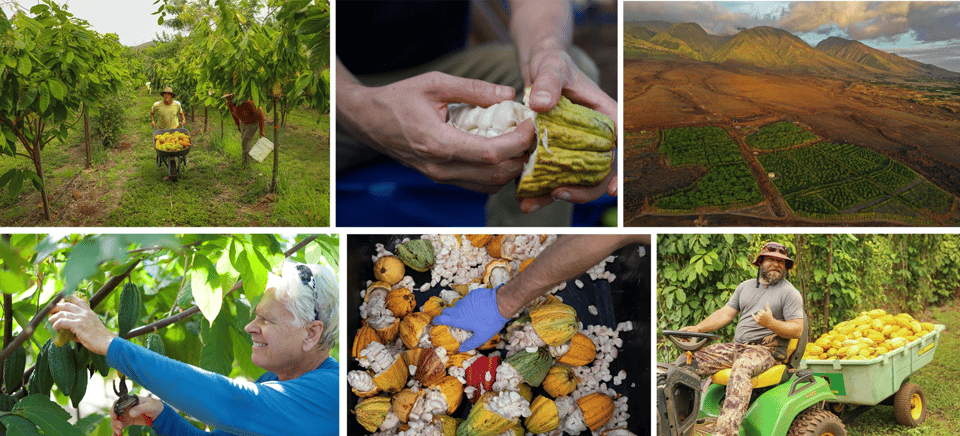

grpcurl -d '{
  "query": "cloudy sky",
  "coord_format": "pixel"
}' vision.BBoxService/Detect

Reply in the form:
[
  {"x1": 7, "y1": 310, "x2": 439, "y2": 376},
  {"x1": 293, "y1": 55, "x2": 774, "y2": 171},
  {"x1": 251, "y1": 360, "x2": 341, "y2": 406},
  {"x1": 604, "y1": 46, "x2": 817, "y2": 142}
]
[{"x1": 624, "y1": 1, "x2": 960, "y2": 72}]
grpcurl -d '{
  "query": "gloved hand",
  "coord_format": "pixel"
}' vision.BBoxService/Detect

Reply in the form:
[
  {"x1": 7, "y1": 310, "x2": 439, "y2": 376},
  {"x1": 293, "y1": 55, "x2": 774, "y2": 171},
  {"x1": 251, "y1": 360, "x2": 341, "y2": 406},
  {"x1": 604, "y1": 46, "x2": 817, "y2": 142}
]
[{"x1": 433, "y1": 286, "x2": 509, "y2": 352}]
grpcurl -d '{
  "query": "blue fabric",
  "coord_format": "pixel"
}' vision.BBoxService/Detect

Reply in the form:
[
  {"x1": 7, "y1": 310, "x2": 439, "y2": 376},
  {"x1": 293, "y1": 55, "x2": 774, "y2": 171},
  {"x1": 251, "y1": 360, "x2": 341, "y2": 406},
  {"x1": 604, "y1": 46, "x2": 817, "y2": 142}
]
[{"x1": 106, "y1": 338, "x2": 339, "y2": 436}]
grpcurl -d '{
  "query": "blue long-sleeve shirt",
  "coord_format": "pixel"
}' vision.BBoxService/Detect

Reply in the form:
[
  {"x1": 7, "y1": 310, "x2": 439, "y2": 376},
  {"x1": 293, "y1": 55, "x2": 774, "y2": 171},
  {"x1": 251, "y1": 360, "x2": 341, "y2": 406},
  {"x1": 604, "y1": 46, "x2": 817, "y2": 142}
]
[{"x1": 106, "y1": 338, "x2": 339, "y2": 436}]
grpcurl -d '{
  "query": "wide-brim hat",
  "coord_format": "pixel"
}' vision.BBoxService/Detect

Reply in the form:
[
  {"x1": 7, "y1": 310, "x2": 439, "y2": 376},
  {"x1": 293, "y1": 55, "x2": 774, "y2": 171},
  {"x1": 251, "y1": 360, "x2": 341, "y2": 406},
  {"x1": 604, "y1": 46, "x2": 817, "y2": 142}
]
[
  {"x1": 160, "y1": 87, "x2": 176, "y2": 97},
  {"x1": 752, "y1": 241, "x2": 794, "y2": 270}
]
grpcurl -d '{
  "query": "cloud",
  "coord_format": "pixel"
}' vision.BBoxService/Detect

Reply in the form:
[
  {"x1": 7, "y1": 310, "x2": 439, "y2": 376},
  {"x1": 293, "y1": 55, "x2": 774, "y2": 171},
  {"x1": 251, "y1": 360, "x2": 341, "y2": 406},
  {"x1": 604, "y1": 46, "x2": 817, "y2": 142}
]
[
  {"x1": 887, "y1": 40, "x2": 960, "y2": 72},
  {"x1": 777, "y1": 2, "x2": 960, "y2": 42},
  {"x1": 623, "y1": 2, "x2": 776, "y2": 35}
]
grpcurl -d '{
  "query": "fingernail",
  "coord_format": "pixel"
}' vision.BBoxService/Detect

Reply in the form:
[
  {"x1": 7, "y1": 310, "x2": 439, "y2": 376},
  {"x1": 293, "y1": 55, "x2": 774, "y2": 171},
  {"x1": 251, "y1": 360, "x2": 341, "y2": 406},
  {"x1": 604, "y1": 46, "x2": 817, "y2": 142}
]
[
  {"x1": 553, "y1": 191, "x2": 571, "y2": 201},
  {"x1": 496, "y1": 86, "x2": 512, "y2": 99},
  {"x1": 525, "y1": 203, "x2": 540, "y2": 213},
  {"x1": 531, "y1": 91, "x2": 552, "y2": 106}
]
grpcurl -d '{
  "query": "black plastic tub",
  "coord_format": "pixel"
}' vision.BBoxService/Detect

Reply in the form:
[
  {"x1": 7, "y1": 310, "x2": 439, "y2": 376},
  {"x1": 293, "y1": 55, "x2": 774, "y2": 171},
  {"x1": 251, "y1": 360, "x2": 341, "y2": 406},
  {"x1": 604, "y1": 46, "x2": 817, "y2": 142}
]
[{"x1": 346, "y1": 235, "x2": 649, "y2": 434}]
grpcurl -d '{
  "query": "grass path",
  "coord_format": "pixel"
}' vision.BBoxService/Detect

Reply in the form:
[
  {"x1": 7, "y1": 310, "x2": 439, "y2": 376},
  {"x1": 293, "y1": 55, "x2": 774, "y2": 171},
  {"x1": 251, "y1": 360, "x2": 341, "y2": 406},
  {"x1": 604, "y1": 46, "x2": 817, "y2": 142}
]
[{"x1": 0, "y1": 87, "x2": 330, "y2": 226}]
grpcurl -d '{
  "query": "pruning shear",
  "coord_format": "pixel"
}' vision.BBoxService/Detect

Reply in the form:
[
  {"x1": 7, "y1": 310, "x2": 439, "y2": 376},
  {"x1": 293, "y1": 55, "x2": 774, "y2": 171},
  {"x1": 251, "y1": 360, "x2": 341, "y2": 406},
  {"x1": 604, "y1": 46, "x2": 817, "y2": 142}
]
[{"x1": 113, "y1": 375, "x2": 153, "y2": 427}]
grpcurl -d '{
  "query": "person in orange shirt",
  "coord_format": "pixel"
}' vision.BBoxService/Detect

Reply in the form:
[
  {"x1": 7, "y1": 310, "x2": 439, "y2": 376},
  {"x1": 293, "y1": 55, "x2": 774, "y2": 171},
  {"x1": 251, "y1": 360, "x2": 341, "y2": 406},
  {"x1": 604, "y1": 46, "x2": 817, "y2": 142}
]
[{"x1": 222, "y1": 93, "x2": 266, "y2": 165}]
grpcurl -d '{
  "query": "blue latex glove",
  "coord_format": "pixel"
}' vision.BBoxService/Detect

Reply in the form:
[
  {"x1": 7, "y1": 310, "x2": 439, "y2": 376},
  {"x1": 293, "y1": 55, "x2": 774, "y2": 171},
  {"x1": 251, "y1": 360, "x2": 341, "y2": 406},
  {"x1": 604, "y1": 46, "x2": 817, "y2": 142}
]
[{"x1": 433, "y1": 286, "x2": 509, "y2": 352}]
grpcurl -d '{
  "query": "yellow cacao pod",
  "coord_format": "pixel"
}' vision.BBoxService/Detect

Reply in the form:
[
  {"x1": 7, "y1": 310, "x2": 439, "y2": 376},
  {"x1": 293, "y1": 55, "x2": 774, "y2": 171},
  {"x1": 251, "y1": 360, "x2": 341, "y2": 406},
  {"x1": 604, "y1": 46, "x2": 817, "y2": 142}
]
[
  {"x1": 577, "y1": 392, "x2": 615, "y2": 431},
  {"x1": 556, "y1": 332, "x2": 597, "y2": 366},
  {"x1": 530, "y1": 303, "x2": 579, "y2": 346},
  {"x1": 374, "y1": 255, "x2": 405, "y2": 285},
  {"x1": 352, "y1": 326, "x2": 380, "y2": 359},
  {"x1": 542, "y1": 364, "x2": 579, "y2": 398},
  {"x1": 516, "y1": 95, "x2": 615, "y2": 198},
  {"x1": 525, "y1": 395, "x2": 560, "y2": 434},
  {"x1": 399, "y1": 312, "x2": 432, "y2": 350}
]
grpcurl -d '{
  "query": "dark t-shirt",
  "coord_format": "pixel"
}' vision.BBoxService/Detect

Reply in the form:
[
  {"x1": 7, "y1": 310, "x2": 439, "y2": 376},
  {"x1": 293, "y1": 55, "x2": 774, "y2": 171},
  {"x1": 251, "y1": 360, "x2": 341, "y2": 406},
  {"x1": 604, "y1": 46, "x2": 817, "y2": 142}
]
[
  {"x1": 726, "y1": 278, "x2": 805, "y2": 343},
  {"x1": 337, "y1": 1, "x2": 471, "y2": 75}
]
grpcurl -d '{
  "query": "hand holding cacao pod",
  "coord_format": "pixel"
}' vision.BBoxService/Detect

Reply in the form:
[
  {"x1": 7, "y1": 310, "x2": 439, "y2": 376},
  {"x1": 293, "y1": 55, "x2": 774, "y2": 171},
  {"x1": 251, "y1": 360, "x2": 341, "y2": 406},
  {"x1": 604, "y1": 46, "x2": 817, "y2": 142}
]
[
  {"x1": 338, "y1": 71, "x2": 534, "y2": 194},
  {"x1": 49, "y1": 295, "x2": 117, "y2": 355}
]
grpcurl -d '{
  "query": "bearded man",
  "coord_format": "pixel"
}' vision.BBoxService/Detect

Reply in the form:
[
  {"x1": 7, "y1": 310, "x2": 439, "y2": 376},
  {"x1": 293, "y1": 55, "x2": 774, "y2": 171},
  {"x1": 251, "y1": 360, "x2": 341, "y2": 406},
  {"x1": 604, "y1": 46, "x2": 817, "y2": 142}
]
[{"x1": 679, "y1": 241, "x2": 805, "y2": 436}]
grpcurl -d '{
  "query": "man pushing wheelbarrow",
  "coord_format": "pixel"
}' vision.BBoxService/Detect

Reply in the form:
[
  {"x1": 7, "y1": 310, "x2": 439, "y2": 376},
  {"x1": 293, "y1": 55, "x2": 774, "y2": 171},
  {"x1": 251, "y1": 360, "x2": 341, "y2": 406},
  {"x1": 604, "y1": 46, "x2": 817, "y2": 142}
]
[{"x1": 150, "y1": 87, "x2": 191, "y2": 181}]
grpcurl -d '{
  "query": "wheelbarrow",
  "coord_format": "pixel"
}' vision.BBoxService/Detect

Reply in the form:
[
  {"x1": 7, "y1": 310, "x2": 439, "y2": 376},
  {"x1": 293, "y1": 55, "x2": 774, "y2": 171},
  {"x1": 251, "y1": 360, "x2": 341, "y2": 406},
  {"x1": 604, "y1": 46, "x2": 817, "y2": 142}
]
[{"x1": 153, "y1": 128, "x2": 192, "y2": 182}]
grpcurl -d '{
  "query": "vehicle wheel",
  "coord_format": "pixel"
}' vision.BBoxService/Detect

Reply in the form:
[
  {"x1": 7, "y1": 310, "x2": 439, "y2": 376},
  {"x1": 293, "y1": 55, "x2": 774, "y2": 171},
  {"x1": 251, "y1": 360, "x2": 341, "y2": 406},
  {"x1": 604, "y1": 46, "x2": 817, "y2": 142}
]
[
  {"x1": 787, "y1": 408, "x2": 846, "y2": 436},
  {"x1": 894, "y1": 382, "x2": 927, "y2": 427}
]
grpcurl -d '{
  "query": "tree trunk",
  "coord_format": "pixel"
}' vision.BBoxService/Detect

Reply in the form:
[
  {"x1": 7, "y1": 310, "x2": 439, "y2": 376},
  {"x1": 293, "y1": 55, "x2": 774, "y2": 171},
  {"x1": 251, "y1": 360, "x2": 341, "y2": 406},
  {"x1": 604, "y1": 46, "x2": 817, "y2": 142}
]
[
  {"x1": 83, "y1": 105, "x2": 91, "y2": 168},
  {"x1": 824, "y1": 235, "x2": 834, "y2": 334},
  {"x1": 271, "y1": 97, "x2": 279, "y2": 193},
  {"x1": 204, "y1": 106, "x2": 208, "y2": 138},
  {"x1": 220, "y1": 115, "x2": 224, "y2": 143},
  {"x1": 33, "y1": 143, "x2": 51, "y2": 222}
]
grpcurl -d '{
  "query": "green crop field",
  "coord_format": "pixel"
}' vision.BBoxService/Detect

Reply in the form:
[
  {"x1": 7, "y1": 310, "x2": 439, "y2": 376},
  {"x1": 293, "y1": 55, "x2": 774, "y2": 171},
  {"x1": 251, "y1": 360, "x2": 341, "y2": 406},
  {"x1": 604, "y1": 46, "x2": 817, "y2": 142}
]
[
  {"x1": 745, "y1": 121, "x2": 818, "y2": 150},
  {"x1": 758, "y1": 140, "x2": 954, "y2": 221},
  {"x1": 655, "y1": 127, "x2": 762, "y2": 211}
]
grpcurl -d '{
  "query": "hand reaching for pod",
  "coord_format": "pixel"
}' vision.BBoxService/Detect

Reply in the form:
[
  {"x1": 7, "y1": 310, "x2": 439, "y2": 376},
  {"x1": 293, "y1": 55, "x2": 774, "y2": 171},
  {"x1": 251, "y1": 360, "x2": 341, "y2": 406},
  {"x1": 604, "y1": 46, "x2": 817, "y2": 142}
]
[{"x1": 433, "y1": 286, "x2": 509, "y2": 352}]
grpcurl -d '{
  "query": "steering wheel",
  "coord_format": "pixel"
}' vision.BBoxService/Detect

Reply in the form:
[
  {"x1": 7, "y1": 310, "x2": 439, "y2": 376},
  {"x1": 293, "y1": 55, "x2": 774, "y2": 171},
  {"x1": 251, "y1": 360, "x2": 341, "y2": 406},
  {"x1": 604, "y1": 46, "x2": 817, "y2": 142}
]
[{"x1": 661, "y1": 330, "x2": 720, "y2": 352}]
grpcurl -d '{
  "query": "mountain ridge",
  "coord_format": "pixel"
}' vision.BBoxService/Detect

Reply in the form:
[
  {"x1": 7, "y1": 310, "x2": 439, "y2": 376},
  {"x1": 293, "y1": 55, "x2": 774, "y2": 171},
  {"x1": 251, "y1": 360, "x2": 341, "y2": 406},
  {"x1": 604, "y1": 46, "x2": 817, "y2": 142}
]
[{"x1": 624, "y1": 22, "x2": 960, "y2": 79}]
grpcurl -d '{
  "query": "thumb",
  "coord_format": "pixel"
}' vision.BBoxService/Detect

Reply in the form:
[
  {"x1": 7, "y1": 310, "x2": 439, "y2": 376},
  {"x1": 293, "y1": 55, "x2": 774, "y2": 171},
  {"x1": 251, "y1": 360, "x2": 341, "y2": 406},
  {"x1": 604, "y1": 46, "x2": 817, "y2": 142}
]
[
  {"x1": 766, "y1": 303, "x2": 771, "y2": 312},
  {"x1": 428, "y1": 73, "x2": 516, "y2": 107}
]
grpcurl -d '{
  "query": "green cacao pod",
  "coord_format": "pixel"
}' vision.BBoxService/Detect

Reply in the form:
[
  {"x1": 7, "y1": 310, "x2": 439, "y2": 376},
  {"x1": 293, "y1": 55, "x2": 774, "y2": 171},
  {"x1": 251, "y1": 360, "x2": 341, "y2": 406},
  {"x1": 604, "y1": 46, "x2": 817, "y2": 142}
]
[
  {"x1": 90, "y1": 350, "x2": 110, "y2": 377},
  {"x1": 47, "y1": 342, "x2": 76, "y2": 396},
  {"x1": 516, "y1": 95, "x2": 615, "y2": 198},
  {"x1": 70, "y1": 363, "x2": 87, "y2": 408},
  {"x1": 0, "y1": 394, "x2": 16, "y2": 412},
  {"x1": 118, "y1": 283, "x2": 143, "y2": 338},
  {"x1": 146, "y1": 333, "x2": 166, "y2": 356},
  {"x1": 29, "y1": 341, "x2": 54, "y2": 396},
  {"x1": 504, "y1": 347, "x2": 552, "y2": 388},
  {"x1": 3, "y1": 345, "x2": 25, "y2": 393},
  {"x1": 353, "y1": 396, "x2": 391, "y2": 432},
  {"x1": 395, "y1": 239, "x2": 435, "y2": 272}
]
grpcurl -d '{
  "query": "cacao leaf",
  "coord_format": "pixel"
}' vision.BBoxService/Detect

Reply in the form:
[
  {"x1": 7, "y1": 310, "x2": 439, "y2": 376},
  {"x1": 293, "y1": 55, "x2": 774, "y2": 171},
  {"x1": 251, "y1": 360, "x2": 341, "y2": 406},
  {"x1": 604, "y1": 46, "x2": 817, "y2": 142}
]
[
  {"x1": 0, "y1": 414, "x2": 39, "y2": 436},
  {"x1": 10, "y1": 394, "x2": 80, "y2": 436},
  {"x1": 69, "y1": 364, "x2": 86, "y2": 408},
  {"x1": 3, "y1": 345, "x2": 25, "y2": 393},
  {"x1": 145, "y1": 333, "x2": 165, "y2": 356},
  {"x1": 47, "y1": 343, "x2": 76, "y2": 396},
  {"x1": 199, "y1": 314, "x2": 233, "y2": 376},
  {"x1": 118, "y1": 283, "x2": 143, "y2": 337}
]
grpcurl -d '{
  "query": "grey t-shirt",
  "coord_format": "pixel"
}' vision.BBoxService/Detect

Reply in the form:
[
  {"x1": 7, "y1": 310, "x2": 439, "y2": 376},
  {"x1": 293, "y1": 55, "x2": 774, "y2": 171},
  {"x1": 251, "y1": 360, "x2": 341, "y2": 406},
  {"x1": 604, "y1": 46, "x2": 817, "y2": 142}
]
[{"x1": 727, "y1": 279, "x2": 805, "y2": 343}]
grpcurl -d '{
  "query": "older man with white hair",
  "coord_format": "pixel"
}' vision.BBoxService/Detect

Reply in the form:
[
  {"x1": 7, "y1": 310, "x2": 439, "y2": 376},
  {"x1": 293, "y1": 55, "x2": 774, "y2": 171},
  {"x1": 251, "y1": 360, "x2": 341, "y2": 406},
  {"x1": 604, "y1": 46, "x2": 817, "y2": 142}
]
[{"x1": 49, "y1": 262, "x2": 339, "y2": 436}]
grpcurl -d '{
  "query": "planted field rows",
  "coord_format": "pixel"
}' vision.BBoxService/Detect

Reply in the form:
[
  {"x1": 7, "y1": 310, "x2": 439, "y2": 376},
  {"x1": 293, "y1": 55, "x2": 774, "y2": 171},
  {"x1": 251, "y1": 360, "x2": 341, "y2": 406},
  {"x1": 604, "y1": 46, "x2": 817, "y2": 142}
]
[
  {"x1": 759, "y1": 141, "x2": 955, "y2": 220},
  {"x1": 655, "y1": 126, "x2": 763, "y2": 211},
  {"x1": 745, "y1": 121, "x2": 818, "y2": 150}
]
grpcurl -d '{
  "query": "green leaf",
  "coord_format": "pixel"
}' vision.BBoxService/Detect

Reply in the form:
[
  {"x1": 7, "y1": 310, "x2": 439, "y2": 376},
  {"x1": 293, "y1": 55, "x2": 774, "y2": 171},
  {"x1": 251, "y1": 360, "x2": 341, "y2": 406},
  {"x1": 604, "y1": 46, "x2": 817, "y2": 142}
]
[
  {"x1": 74, "y1": 413, "x2": 105, "y2": 434},
  {"x1": 38, "y1": 87, "x2": 49, "y2": 113},
  {"x1": 191, "y1": 267, "x2": 222, "y2": 324},
  {"x1": 12, "y1": 394, "x2": 82, "y2": 436},
  {"x1": 118, "y1": 283, "x2": 143, "y2": 337},
  {"x1": 47, "y1": 79, "x2": 65, "y2": 100},
  {"x1": 0, "y1": 414, "x2": 41, "y2": 436},
  {"x1": 199, "y1": 311, "x2": 233, "y2": 376},
  {"x1": 61, "y1": 238, "x2": 101, "y2": 297},
  {"x1": 8, "y1": 170, "x2": 23, "y2": 198},
  {"x1": 17, "y1": 56, "x2": 31, "y2": 76},
  {"x1": 0, "y1": 271, "x2": 26, "y2": 296}
]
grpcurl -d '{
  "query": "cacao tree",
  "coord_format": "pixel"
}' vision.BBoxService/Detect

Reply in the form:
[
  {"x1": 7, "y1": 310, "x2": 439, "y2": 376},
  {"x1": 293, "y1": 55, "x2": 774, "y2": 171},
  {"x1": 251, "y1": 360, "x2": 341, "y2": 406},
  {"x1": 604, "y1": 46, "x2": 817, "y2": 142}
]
[
  {"x1": 0, "y1": 233, "x2": 339, "y2": 435},
  {"x1": 0, "y1": 1, "x2": 128, "y2": 221}
]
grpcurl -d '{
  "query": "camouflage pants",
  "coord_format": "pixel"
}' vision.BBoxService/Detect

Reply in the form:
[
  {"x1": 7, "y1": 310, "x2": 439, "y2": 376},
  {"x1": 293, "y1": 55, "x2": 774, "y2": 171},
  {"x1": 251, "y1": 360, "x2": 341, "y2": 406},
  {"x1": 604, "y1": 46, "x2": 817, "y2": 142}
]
[{"x1": 694, "y1": 343, "x2": 776, "y2": 436}]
